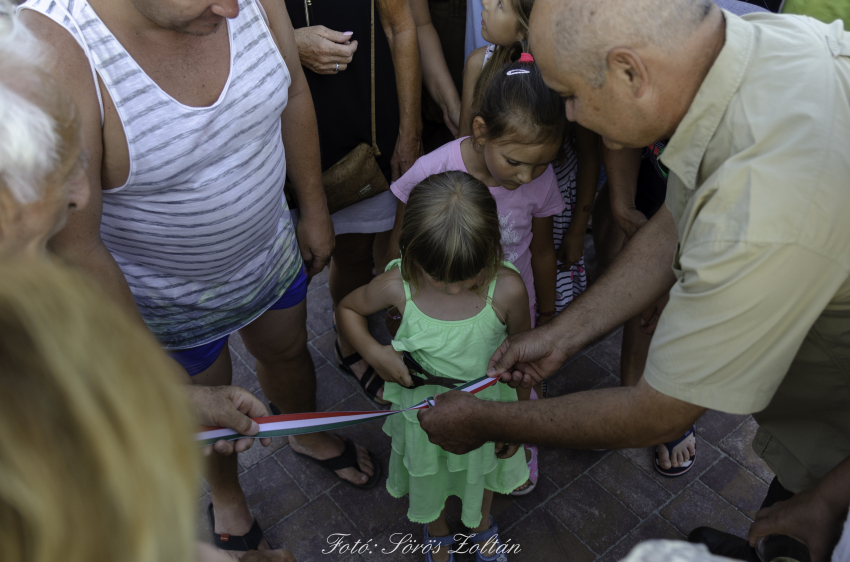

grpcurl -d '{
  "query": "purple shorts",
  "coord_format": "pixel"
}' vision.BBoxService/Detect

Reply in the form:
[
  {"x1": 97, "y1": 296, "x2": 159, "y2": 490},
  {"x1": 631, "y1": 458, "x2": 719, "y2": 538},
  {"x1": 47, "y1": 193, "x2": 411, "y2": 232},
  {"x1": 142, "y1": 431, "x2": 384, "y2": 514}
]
[{"x1": 170, "y1": 266, "x2": 308, "y2": 376}]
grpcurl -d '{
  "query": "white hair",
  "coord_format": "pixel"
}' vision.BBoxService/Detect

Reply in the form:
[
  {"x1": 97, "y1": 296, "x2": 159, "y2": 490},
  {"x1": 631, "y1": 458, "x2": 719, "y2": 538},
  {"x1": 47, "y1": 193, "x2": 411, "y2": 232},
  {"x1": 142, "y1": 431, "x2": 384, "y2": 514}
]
[
  {"x1": 0, "y1": 0, "x2": 60, "y2": 204},
  {"x1": 549, "y1": 0, "x2": 714, "y2": 88}
]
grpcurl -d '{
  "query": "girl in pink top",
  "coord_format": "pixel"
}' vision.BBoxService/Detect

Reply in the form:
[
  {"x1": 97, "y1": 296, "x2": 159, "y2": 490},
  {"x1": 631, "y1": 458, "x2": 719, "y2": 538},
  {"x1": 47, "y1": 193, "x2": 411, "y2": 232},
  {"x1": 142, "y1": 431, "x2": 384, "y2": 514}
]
[{"x1": 390, "y1": 56, "x2": 566, "y2": 330}]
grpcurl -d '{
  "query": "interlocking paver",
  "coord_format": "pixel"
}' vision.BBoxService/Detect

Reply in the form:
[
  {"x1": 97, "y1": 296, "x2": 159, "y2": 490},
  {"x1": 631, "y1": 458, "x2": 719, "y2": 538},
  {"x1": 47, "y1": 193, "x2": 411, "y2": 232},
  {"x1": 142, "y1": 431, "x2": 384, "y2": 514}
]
[
  {"x1": 329, "y1": 454, "x2": 411, "y2": 538},
  {"x1": 660, "y1": 480, "x2": 752, "y2": 538},
  {"x1": 718, "y1": 417, "x2": 775, "y2": 484},
  {"x1": 306, "y1": 285, "x2": 336, "y2": 335},
  {"x1": 596, "y1": 515, "x2": 685, "y2": 562},
  {"x1": 546, "y1": 355, "x2": 612, "y2": 396},
  {"x1": 584, "y1": 328, "x2": 624, "y2": 375},
  {"x1": 316, "y1": 363, "x2": 358, "y2": 411},
  {"x1": 589, "y1": 452, "x2": 672, "y2": 519},
  {"x1": 231, "y1": 351, "x2": 261, "y2": 393},
  {"x1": 701, "y1": 457, "x2": 769, "y2": 518},
  {"x1": 697, "y1": 409, "x2": 748, "y2": 447},
  {"x1": 547, "y1": 475, "x2": 642, "y2": 554},
  {"x1": 275, "y1": 445, "x2": 343, "y2": 499},
  {"x1": 238, "y1": 456, "x2": 309, "y2": 530},
  {"x1": 197, "y1": 237, "x2": 775, "y2": 560},
  {"x1": 505, "y1": 508, "x2": 596, "y2": 562},
  {"x1": 265, "y1": 495, "x2": 363, "y2": 561}
]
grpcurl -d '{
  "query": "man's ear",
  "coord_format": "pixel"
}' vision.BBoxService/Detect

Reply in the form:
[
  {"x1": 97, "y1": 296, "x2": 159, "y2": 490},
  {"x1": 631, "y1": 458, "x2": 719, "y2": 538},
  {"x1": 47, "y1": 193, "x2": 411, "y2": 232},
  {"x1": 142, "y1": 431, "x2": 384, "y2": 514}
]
[{"x1": 607, "y1": 48, "x2": 648, "y2": 98}]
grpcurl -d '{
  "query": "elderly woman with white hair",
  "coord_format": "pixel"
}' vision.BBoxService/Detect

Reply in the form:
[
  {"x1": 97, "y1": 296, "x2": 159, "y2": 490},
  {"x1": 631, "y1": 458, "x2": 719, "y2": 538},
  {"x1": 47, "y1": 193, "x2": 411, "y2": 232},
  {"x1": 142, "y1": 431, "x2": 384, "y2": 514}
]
[{"x1": 0, "y1": 4, "x2": 89, "y2": 256}]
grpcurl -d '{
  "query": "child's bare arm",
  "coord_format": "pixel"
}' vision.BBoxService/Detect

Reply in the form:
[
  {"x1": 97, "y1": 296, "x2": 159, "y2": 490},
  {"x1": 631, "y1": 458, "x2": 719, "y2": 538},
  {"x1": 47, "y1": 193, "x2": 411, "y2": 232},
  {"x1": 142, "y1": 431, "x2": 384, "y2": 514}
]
[
  {"x1": 458, "y1": 47, "x2": 486, "y2": 137},
  {"x1": 530, "y1": 216, "x2": 558, "y2": 324},
  {"x1": 336, "y1": 271, "x2": 413, "y2": 387},
  {"x1": 559, "y1": 125, "x2": 600, "y2": 269}
]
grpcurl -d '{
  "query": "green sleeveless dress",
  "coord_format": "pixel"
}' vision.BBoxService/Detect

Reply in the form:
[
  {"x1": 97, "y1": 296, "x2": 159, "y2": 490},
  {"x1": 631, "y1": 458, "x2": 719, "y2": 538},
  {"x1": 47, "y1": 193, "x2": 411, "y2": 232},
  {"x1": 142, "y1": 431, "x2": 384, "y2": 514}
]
[{"x1": 382, "y1": 259, "x2": 530, "y2": 528}]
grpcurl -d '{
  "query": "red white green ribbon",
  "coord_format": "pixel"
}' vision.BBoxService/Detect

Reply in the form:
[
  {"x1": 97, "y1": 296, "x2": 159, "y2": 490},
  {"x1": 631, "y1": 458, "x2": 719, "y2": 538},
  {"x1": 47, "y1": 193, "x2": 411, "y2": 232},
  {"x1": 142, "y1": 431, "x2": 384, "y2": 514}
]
[{"x1": 196, "y1": 375, "x2": 500, "y2": 446}]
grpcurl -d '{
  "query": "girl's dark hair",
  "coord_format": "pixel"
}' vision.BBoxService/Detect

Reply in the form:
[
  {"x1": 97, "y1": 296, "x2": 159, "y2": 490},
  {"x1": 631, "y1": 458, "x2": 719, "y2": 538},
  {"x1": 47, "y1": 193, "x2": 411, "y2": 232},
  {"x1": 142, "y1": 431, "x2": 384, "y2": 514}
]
[
  {"x1": 399, "y1": 171, "x2": 503, "y2": 297},
  {"x1": 473, "y1": 55, "x2": 568, "y2": 148}
]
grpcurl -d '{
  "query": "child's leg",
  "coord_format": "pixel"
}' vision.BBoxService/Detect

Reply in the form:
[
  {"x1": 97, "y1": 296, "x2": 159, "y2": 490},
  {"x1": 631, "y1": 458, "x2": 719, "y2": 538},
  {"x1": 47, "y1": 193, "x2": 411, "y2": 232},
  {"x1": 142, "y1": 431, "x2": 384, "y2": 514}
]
[
  {"x1": 474, "y1": 490, "x2": 498, "y2": 556},
  {"x1": 427, "y1": 508, "x2": 451, "y2": 562}
]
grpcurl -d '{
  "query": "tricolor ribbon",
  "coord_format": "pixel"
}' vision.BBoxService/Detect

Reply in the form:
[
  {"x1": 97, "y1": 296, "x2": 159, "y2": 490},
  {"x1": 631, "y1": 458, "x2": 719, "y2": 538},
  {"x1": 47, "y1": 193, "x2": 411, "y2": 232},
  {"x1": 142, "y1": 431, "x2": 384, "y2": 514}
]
[{"x1": 195, "y1": 375, "x2": 499, "y2": 446}]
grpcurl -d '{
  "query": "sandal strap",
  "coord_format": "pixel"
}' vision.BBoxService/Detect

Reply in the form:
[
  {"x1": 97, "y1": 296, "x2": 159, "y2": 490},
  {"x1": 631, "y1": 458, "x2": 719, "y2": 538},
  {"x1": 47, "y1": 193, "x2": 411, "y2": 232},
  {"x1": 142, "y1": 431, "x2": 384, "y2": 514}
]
[
  {"x1": 360, "y1": 366, "x2": 384, "y2": 395},
  {"x1": 208, "y1": 504, "x2": 265, "y2": 551},
  {"x1": 469, "y1": 516, "x2": 500, "y2": 544},
  {"x1": 335, "y1": 340, "x2": 363, "y2": 367},
  {"x1": 662, "y1": 425, "x2": 695, "y2": 454},
  {"x1": 294, "y1": 435, "x2": 360, "y2": 472},
  {"x1": 424, "y1": 525, "x2": 457, "y2": 548}
]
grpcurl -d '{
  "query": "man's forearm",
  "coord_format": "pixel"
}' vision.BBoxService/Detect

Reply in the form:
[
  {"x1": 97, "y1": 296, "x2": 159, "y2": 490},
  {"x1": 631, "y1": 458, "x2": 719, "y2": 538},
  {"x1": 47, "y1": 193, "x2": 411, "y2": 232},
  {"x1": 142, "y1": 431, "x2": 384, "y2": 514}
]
[
  {"x1": 470, "y1": 378, "x2": 702, "y2": 449},
  {"x1": 547, "y1": 204, "x2": 678, "y2": 357},
  {"x1": 280, "y1": 86, "x2": 327, "y2": 214}
]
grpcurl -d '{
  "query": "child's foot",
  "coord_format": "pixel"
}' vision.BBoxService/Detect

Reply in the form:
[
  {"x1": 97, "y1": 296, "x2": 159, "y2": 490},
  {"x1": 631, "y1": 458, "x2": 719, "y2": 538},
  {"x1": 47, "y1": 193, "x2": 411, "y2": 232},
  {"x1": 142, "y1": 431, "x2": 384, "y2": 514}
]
[
  {"x1": 335, "y1": 338, "x2": 389, "y2": 404},
  {"x1": 471, "y1": 516, "x2": 506, "y2": 561},
  {"x1": 424, "y1": 522, "x2": 454, "y2": 562},
  {"x1": 510, "y1": 445, "x2": 538, "y2": 496}
]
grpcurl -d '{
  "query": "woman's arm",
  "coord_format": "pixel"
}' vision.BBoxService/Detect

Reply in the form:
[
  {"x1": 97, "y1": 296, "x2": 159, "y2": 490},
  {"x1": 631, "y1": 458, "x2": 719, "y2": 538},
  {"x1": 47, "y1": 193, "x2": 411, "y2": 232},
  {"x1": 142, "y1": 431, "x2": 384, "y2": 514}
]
[
  {"x1": 409, "y1": 0, "x2": 461, "y2": 136},
  {"x1": 530, "y1": 216, "x2": 557, "y2": 324},
  {"x1": 337, "y1": 271, "x2": 413, "y2": 387},
  {"x1": 377, "y1": 0, "x2": 423, "y2": 180},
  {"x1": 458, "y1": 47, "x2": 486, "y2": 137},
  {"x1": 558, "y1": 125, "x2": 600, "y2": 270}
]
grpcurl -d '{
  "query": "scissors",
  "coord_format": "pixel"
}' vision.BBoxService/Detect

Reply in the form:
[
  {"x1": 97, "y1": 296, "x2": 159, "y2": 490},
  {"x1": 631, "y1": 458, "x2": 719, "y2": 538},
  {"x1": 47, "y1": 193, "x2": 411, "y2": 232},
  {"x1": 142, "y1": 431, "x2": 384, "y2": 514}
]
[{"x1": 402, "y1": 351, "x2": 467, "y2": 389}]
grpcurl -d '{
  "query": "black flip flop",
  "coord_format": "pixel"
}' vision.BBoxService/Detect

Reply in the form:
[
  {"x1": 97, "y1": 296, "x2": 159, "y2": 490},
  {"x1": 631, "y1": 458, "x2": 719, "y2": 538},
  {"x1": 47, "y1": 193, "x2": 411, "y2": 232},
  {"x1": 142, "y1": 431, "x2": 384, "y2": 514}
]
[
  {"x1": 292, "y1": 432, "x2": 382, "y2": 490},
  {"x1": 268, "y1": 403, "x2": 383, "y2": 490},
  {"x1": 334, "y1": 340, "x2": 389, "y2": 405},
  {"x1": 655, "y1": 425, "x2": 697, "y2": 477},
  {"x1": 207, "y1": 503, "x2": 265, "y2": 551}
]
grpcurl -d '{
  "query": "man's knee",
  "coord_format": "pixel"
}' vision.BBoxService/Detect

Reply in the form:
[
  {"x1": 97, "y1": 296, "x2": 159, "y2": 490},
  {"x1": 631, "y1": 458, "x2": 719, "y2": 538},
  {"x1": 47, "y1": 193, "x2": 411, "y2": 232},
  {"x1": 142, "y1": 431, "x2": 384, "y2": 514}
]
[{"x1": 247, "y1": 324, "x2": 309, "y2": 365}]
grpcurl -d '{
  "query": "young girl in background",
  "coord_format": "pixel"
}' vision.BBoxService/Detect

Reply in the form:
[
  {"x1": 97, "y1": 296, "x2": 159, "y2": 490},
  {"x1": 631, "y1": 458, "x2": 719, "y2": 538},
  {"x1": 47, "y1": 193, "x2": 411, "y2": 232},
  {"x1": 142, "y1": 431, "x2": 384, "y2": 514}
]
[
  {"x1": 390, "y1": 57, "x2": 566, "y2": 330},
  {"x1": 458, "y1": 0, "x2": 600, "y2": 318},
  {"x1": 338, "y1": 172, "x2": 530, "y2": 562}
]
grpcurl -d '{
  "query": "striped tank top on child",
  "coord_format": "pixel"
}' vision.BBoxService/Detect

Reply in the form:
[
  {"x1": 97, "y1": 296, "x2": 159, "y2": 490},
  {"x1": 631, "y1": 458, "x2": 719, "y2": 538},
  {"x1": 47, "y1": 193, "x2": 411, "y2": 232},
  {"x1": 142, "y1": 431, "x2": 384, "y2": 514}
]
[{"x1": 21, "y1": 0, "x2": 303, "y2": 349}]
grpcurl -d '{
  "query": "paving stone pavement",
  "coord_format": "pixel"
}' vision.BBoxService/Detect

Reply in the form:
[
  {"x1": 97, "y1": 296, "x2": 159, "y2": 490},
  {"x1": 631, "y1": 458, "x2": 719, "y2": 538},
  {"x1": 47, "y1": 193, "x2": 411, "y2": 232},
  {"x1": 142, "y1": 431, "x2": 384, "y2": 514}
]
[{"x1": 198, "y1": 237, "x2": 774, "y2": 562}]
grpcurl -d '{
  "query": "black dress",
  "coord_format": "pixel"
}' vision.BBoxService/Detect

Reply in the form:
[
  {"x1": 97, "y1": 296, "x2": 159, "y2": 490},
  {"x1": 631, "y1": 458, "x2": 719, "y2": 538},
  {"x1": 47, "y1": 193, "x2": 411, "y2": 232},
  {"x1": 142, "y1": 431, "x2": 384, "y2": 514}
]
[{"x1": 285, "y1": 0, "x2": 401, "y2": 182}]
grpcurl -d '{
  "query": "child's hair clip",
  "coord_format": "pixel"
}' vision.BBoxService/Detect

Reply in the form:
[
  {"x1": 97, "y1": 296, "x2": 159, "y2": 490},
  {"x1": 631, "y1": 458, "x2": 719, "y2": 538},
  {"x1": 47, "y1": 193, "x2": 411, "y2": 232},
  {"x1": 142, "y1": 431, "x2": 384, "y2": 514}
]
[
  {"x1": 507, "y1": 69, "x2": 531, "y2": 76},
  {"x1": 518, "y1": 52, "x2": 534, "y2": 63}
]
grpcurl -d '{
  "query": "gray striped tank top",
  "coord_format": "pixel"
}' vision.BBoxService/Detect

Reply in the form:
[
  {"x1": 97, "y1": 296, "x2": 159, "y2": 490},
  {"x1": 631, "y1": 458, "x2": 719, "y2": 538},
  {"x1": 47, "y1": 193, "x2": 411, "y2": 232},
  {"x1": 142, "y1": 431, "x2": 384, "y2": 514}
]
[{"x1": 21, "y1": 0, "x2": 303, "y2": 349}]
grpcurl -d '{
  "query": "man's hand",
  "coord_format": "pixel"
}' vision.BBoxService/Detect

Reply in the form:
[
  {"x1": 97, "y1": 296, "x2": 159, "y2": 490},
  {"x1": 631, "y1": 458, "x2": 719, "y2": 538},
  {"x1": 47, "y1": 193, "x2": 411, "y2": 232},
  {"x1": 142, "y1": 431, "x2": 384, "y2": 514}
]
[
  {"x1": 486, "y1": 327, "x2": 569, "y2": 389},
  {"x1": 294, "y1": 26, "x2": 358, "y2": 74},
  {"x1": 295, "y1": 206, "x2": 335, "y2": 278},
  {"x1": 390, "y1": 133, "x2": 422, "y2": 181},
  {"x1": 749, "y1": 488, "x2": 845, "y2": 562},
  {"x1": 186, "y1": 385, "x2": 272, "y2": 456},
  {"x1": 417, "y1": 391, "x2": 487, "y2": 454}
]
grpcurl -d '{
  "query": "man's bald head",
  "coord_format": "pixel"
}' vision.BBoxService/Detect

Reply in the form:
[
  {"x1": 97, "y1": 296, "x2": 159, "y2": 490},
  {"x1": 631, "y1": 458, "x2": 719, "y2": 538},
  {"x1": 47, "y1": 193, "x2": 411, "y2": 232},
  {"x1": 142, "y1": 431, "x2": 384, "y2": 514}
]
[{"x1": 532, "y1": 0, "x2": 714, "y2": 88}]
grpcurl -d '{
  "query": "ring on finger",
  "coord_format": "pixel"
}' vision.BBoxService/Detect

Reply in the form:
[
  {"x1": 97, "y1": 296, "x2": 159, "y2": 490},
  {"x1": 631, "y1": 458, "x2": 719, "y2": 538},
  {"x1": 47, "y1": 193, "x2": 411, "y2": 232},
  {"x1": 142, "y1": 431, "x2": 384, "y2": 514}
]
[{"x1": 335, "y1": 63, "x2": 339, "y2": 73}]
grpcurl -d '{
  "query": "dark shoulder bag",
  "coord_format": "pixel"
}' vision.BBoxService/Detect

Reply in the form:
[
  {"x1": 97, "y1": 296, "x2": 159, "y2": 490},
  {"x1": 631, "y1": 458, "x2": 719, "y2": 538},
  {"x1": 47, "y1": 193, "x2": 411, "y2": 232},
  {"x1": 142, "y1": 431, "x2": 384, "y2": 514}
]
[{"x1": 290, "y1": 0, "x2": 389, "y2": 215}]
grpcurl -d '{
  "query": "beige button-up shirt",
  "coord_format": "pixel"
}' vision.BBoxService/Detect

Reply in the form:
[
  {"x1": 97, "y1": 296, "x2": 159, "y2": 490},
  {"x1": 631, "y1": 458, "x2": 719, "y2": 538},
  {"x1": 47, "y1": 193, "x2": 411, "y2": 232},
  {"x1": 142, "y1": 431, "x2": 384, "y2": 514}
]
[{"x1": 644, "y1": 11, "x2": 850, "y2": 492}]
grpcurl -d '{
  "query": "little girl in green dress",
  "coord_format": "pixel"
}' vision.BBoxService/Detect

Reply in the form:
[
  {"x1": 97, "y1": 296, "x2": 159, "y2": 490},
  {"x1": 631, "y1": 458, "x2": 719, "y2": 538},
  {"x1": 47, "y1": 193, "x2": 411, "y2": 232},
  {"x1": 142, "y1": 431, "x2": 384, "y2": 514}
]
[{"x1": 337, "y1": 171, "x2": 530, "y2": 562}]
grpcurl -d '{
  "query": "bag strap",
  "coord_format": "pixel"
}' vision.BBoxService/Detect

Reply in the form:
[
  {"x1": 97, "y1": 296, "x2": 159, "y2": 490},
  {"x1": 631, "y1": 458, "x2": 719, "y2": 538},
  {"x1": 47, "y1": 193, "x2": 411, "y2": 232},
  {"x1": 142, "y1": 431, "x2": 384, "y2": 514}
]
[{"x1": 370, "y1": 0, "x2": 380, "y2": 156}]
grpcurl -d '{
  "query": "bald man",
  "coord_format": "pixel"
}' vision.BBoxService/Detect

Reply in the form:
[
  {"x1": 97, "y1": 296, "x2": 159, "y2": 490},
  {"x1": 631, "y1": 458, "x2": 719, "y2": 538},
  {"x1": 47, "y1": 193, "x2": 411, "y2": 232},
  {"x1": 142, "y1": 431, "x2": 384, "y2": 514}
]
[{"x1": 418, "y1": 0, "x2": 850, "y2": 556}]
